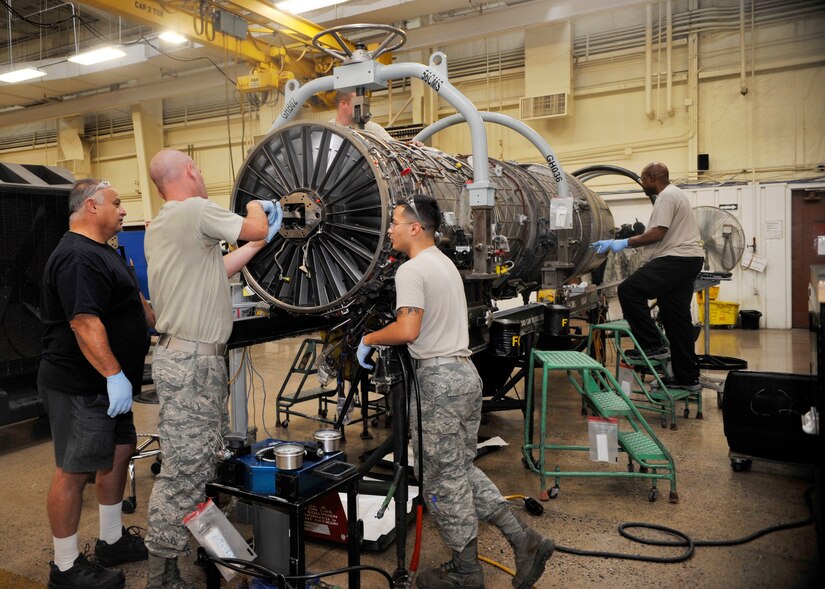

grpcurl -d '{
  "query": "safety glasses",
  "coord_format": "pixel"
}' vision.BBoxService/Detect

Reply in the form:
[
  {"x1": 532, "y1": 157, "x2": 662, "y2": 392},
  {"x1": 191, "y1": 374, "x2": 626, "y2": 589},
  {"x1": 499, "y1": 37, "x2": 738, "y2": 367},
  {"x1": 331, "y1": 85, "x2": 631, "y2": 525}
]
[{"x1": 88, "y1": 179, "x2": 112, "y2": 198}]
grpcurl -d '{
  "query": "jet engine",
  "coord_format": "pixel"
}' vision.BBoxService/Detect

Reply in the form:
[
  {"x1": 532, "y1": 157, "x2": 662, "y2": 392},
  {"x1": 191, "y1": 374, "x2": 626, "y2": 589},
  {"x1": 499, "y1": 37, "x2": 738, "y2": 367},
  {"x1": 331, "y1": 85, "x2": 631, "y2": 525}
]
[{"x1": 231, "y1": 121, "x2": 614, "y2": 316}]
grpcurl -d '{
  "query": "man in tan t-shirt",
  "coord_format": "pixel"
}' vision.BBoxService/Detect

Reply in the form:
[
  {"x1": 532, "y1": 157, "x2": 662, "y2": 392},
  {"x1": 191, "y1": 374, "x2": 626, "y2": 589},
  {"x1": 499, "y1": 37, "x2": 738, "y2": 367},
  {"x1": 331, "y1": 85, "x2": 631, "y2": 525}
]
[
  {"x1": 592, "y1": 162, "x2": 704, "y2": 390},
  {"x1": 358, "y1": 195, "x2": 553, "y2": 589},
  {"x1": 143, "y1": 149, "x2": 281, "y2": 588}
]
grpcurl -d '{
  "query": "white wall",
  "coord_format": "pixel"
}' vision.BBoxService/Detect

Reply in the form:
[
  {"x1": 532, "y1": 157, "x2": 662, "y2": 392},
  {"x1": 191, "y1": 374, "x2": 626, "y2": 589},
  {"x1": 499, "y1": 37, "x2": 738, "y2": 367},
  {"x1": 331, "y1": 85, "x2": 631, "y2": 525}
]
[{"x1": 607, "y1": 180, "x2": 825, "y2": 328}]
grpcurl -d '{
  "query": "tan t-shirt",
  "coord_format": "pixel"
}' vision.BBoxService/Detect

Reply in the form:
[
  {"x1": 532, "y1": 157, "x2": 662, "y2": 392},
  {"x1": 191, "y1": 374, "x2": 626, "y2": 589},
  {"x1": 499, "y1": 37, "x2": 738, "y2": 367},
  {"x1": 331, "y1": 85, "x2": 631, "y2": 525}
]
[
  {"x1": 145, "y1": 197, "x2": 244, "y2": 344},
  {"x1": 395, "y1": 246, "x2": 471, "y2": 360},
  {"x1": 328, "y1": 117, "x2": 393, "y2": 141},
  {"x1": 644, "y1": 183, "x2": 705, "y2": 262}
]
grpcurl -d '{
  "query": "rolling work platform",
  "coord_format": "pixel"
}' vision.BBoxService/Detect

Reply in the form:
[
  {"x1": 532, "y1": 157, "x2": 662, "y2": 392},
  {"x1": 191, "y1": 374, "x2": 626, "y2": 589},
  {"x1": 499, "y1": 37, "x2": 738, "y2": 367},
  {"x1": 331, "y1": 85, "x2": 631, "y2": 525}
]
[
  {"x1": 523, "y1": 350, "x2": 678, "y2": 503},
  {"x1": 588, "y1": 320, "x2": 702, "y2": 429}
]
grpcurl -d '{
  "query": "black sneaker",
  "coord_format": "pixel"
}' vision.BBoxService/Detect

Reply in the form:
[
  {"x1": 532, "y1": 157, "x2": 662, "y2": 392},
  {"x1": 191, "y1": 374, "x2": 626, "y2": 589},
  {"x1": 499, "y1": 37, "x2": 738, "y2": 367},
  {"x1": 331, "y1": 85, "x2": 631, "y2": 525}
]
[
  {"x1": 48, "y1": 553, "x2": 125, "y2": 589},
  {"x1": 94, "y1": 526, "x2": 148, "y2": 567},
  {"x1": 625, "y1": 346, "x2": 670, "y2": 361},
  {"x1": 656, "y1": 377, "x2": 701, "y2": 392}
]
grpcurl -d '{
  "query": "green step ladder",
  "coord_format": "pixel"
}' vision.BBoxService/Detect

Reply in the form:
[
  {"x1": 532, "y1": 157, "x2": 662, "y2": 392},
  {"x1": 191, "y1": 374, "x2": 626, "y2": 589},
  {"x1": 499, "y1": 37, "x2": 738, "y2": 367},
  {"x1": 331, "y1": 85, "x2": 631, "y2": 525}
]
[
  {"x1": 588, "y1": 319, "x2": 703, "y2": 430},
  {"x1": 523, "y1": 350, "x2": 679, "y2": 503}
]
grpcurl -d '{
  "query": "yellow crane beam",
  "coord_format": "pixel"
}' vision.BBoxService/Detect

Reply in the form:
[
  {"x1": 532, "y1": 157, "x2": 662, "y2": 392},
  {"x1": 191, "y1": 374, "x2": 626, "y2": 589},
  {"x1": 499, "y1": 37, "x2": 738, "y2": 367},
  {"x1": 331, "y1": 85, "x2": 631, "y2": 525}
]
[{"x1": 76, "y1": 1, "x2": 348, "y2": 84}]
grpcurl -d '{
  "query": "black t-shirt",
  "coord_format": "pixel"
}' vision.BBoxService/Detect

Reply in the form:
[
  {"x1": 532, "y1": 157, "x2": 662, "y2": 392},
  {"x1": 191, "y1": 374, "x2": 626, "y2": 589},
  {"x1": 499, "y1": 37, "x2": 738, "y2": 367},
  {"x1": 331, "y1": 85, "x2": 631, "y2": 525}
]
[{"x1": 38, "y1": 231, "x2": 149, "y2": 396}]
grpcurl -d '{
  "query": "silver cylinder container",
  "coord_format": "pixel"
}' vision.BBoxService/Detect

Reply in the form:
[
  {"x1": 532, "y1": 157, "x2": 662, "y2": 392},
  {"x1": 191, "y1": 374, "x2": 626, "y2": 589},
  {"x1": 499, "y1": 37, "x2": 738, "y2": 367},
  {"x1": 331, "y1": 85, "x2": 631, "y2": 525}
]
[
  {"x1": 274, "y1": 443, "x2": 305, "y2": 470},
  {"x1": 314, "y1": 429, "x2": 342, "y2": 453}
]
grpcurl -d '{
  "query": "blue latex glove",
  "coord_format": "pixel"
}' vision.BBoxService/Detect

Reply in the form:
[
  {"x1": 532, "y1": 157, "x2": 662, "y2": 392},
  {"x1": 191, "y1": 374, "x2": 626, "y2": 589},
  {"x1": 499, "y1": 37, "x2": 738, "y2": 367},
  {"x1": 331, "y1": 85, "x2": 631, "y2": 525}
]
[
  {"x1": 106, "y1": 371, "x2": 133, "y2": 417},
  {"x1": 591, "y1": 239, "x2": 613, "y2": 254},
  {"x1": 259, "y1": 200, "x2": 283, "y2": 243},
  {"x1": 609, "y1": 238, "x2": 629, "y2": 253},
  {"x1": 357, "y1": 336, "x2": 374, "y2": 370},
  {"x1": 592, "y1": 238, "x2": 629, "y2": 254}
]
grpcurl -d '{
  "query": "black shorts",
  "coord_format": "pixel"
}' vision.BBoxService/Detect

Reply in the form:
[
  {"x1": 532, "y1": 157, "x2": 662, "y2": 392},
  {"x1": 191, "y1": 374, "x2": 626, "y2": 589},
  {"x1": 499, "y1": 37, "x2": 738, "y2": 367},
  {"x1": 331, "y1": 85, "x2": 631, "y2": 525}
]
[{"x1": 42, "y1": 385, "x2": 137, "y2": 473}]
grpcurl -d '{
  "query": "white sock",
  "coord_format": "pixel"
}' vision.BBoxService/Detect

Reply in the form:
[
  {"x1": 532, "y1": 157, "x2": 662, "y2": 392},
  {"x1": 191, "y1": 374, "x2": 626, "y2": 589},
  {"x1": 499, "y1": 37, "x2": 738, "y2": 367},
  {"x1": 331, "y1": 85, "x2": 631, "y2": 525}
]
[
  {"x1": 53, "y1": 534, "x2": 79, "y2": 572},
  {"x1": 98, "y1": 502, "x2": 123, "y2": 544}
]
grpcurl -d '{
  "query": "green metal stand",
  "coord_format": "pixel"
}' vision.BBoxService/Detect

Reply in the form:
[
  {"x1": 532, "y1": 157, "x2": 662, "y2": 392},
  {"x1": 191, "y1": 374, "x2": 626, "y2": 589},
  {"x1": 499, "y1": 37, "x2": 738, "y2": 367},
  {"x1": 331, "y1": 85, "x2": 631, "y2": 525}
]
[
  {"x1": 588, "y1": 320, "x2": 703, "y2": 430},
  {"x1": 523, "y1": 350, "x2": 679, "y2": 503}
]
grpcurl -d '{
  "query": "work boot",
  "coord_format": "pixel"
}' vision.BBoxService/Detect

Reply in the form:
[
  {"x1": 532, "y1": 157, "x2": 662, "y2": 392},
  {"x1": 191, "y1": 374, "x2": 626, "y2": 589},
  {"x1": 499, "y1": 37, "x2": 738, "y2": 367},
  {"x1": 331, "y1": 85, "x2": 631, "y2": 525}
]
[
  {"x1": 48, "y1": 553, "x2": 125, "y2": 589},
  {"x1": 487, "y1": 506, "x2": 554, "y2": 589},
  {"x1": 146, "y1": 554, "x2": 197, "y2": 589},
  {"x1": 416, "y1": 539, "x2": 484, "y2": 589},
  {"x1": 511, "y1": 528, "x2": 554, "y2": 589},
  {"x1": 94, "y1": 526, "x2": 149, "y2": 567}
]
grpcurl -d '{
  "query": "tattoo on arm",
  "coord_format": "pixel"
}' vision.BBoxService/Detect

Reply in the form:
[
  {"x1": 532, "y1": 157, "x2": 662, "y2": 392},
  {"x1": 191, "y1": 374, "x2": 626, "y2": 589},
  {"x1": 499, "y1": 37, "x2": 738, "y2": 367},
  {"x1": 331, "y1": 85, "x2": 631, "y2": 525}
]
[{"x1": 397, "y1": 306, "x2": 423, "y2": 318}]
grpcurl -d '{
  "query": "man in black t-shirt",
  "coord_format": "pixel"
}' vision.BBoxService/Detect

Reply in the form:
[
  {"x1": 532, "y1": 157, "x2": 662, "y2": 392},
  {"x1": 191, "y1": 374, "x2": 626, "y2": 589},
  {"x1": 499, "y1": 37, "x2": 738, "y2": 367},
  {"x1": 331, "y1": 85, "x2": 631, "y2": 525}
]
[{"x1": 39, "y1": 179, "x2": 155, "y2": 589}]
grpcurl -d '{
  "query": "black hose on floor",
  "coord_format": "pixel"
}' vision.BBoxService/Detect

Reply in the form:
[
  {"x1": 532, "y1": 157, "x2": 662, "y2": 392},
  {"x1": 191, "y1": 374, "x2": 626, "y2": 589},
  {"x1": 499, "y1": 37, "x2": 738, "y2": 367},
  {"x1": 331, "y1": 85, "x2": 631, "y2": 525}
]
[{"x1": 553, "y1": 487, "x2": 815, "y2": 563}]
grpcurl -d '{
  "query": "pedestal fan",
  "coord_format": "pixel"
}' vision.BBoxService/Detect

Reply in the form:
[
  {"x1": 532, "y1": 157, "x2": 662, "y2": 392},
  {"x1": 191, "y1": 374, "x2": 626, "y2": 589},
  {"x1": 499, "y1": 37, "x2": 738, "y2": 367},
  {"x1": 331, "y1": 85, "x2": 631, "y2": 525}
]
[{"x1": 692, "y1": 206, "x2": 748, "y2": 390}]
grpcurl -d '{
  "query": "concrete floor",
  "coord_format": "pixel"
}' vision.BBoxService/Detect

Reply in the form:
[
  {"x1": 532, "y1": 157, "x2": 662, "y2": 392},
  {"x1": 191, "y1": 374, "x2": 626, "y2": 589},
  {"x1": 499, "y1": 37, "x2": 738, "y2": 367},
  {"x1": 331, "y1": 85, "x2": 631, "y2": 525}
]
[{"x1": 0, "y1": 327, "x2": 820, "y2": 588}]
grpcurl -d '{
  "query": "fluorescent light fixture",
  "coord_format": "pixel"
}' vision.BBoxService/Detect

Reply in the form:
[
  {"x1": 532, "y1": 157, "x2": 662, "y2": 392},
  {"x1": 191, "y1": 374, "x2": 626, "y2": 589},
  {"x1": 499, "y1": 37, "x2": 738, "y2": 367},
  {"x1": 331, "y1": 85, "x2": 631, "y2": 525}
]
[
  {"x1": 0, "y1": 67, "x2": 47, "y2": 83},
  {"x1": 159, "y1": 31, "x2": 188, "y2": 44},
  {"x1": 68, "y1": 46, "x2": 127, "y2": 66},
  {"x1": 276, "y1": 0, "x2": 348, "y2": 15}
]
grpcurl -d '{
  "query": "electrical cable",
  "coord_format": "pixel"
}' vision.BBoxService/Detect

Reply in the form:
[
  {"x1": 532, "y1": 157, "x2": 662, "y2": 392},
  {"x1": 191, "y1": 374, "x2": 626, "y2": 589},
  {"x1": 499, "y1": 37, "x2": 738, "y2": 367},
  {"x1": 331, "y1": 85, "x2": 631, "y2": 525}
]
[
  {"x1": 396, "y1": 347, "x2": 426, "y2": 572},
  {"x1": 553, "y1": 486, "x2": 815, "y2": 564},
  {"x1": 211, "y1": 556, "x2": 395, "y2": 588}
]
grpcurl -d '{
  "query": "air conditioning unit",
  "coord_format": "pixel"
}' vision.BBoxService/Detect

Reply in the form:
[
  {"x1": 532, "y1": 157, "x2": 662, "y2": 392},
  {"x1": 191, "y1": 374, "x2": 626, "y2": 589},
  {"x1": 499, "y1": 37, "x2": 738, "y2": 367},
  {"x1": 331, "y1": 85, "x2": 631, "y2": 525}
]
[{"x1": 519, "y1": 93, "x2": 570, "y2": 120}]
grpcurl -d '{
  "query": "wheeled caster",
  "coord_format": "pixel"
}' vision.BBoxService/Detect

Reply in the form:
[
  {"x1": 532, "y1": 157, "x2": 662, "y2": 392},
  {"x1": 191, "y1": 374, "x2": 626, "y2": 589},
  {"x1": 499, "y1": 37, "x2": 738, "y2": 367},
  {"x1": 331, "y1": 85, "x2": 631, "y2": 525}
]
[
  {"x1": 731, "y1": 458, "x2": 752, "y2": 472},
  {"x1": 122, "y1": 498, "x2": 136, "y2": 514},
  {"x1": 371, "y1": 418, "x2": 379, "y2": 426},
  {"x1": 548, "y1": 485, "x2": 560, "y2": 499},
  {"x1": 648, "y1": 488, "x2": 659, "y2": 502},
  {"x1": 150, "y1": 460, "x2": 162, "y2": 475},
  {"x1": 639, "y1": 465, "x2": 649, "y2": 473},
  {"x1": 319, "y1": 409, "x2": 328, "y2": 418},
  {"x1": 281, "y1": 419, "x2": 289, "y2": 428},
  {"x1": 683, "y1": 408, "x2": 690, "y2": 418},
  {"x1": 661, "y1": 416, "x2": 668, "y2": 428},
  {"x1": 627, "y1": 463, "x2": 635, "y2": 472}
]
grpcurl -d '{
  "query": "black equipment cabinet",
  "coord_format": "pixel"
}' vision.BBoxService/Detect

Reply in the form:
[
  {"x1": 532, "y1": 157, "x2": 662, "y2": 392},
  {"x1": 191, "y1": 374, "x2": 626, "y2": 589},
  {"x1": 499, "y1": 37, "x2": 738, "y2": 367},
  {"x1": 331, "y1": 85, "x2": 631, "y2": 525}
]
[
  {"x1": 0, "y1": 163, "x2": 73, "y2": 426},
  {"x1": 722, "y1": 370, "x2": 816, "y2": 464}
]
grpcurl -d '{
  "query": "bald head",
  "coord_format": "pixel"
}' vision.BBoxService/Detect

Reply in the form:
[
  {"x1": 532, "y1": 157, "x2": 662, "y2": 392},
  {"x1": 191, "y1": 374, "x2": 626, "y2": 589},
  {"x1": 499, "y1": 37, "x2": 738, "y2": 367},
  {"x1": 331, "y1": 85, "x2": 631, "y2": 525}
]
[
  {"x1": 642, "y1": 162, "x2": 669, "y2": 182},
  {"x1": 149, "y1": 149, "x2": 207, "y2": 202},
  {"x1": 640, "y1": 162, "x2": 671, "y2": 197}
]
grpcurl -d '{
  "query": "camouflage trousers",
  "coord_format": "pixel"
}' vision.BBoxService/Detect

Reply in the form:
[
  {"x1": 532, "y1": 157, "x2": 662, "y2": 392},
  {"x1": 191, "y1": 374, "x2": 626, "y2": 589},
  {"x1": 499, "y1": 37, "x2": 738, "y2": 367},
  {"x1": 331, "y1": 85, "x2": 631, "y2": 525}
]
[
  {"x1": 145, "y1": 346, "x2": 228, "y2": 558},
  {"x1": 410, "y1": 361, "x2": 508, "y2": 552}
]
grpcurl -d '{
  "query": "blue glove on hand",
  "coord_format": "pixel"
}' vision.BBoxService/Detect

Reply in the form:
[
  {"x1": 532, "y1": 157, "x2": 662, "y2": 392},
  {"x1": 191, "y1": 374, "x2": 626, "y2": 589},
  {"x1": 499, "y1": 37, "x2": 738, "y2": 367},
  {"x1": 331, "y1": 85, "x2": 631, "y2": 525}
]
[
  {"x1": 357, "y1": 336, "x2": 374, "y2": 370},
  {"x1": 591, "y1": 239, "x2": 613, "y2": 254},
  {"x1": 258, "y1": 200, "x2": 283, "y2": 243},
  {"x1": 592, "y1": 238, "x2": 630, "y2": 254},
  {"x1": 106, "y1": 371, "x2": 132, "y2": 417},
  {"x1": 609, "y1": 238, "x2": 629, "y2": 253}
]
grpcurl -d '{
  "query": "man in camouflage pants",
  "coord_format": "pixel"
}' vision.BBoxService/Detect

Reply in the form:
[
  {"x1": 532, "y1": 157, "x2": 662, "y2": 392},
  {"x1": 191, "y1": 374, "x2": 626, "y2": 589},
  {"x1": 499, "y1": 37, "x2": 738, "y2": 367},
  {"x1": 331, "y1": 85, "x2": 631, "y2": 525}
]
[
  {"x1": 143, "y1": 149, "x2": 281, "y2": 588},
  {"x1": 358, "y1": 195, "x2": 554, "y2": 589}
]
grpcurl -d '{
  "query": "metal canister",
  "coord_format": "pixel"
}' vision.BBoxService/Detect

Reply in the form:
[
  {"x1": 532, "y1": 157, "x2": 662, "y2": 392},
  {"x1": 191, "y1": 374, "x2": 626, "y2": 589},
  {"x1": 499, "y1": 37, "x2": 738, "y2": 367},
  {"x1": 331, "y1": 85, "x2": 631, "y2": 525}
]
[
  {"x1": 314, "y1": 429, "x2": 342, "y2": 453},
  {"x1": 274, "y1": 443, "x2": 305, "y2": 470}
]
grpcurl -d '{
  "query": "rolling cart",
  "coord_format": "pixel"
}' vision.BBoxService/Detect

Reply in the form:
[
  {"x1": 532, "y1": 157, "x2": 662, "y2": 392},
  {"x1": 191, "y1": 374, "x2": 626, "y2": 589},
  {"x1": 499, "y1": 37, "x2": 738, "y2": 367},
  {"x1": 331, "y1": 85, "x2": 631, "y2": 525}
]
[
  {"x1": 588, "y1": 320, "x2": 702, "y2": 429},
  {"x1": 523, "y1": 350, "x2": 678, "y2": 503}
]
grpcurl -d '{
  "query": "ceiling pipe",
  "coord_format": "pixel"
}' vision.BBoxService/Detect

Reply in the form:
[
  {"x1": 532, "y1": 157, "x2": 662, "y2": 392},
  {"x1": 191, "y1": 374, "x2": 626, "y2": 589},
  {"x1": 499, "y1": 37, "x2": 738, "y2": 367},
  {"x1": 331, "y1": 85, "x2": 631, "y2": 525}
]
[
  {"x1": 740, "y1": 0, "x2": 749, "y2": 95},
  {"x1": 666, "y1": 0, "x2": 674, "y2": 116},
  {"x1": 645, "y1": 3, "x2": 654, "y2": 119}
]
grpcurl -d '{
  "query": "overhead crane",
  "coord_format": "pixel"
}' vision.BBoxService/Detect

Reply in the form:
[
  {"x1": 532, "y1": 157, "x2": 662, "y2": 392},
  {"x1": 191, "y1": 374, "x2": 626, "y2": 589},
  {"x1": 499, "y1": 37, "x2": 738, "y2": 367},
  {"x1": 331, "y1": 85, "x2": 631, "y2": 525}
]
[{"x1": 76, "y1": 0, "x2": 378, "y2": 103}]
